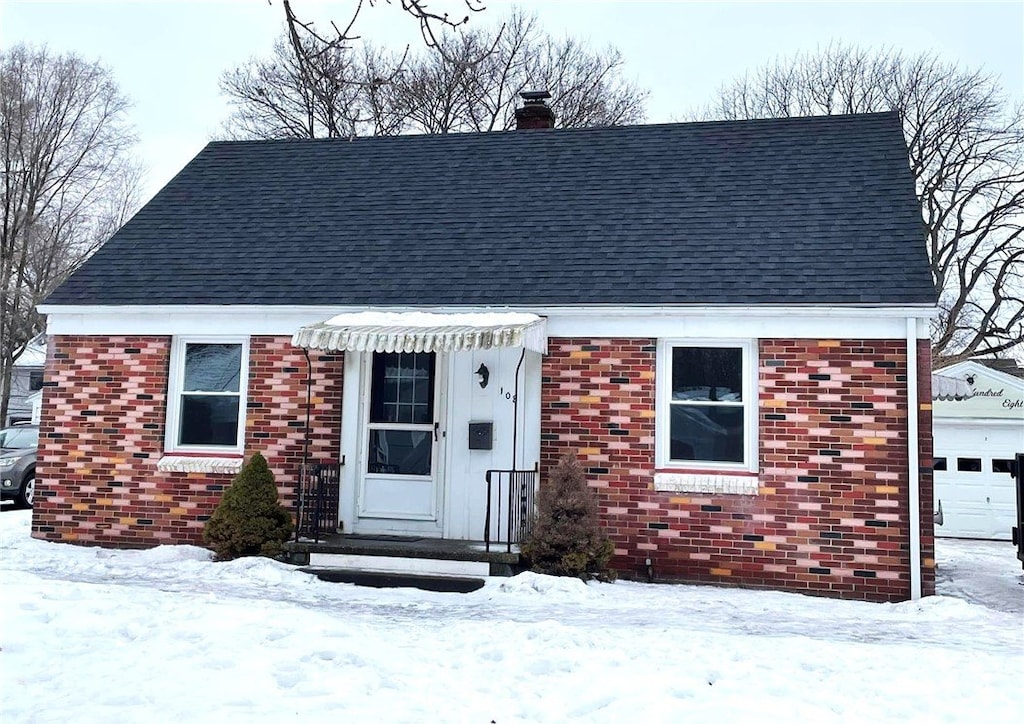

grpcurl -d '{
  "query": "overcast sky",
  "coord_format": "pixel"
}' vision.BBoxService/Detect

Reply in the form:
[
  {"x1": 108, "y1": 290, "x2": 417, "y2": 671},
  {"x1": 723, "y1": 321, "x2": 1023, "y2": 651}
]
[{"x1": 4, "y1": 1, "x2": 1022, "y2": 202}]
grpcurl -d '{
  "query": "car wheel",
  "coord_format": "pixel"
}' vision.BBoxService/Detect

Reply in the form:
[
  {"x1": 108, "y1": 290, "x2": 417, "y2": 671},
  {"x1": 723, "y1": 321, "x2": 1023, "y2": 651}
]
[{"x1": 16, "y1": 474, "x2": 34, "y2": 509}]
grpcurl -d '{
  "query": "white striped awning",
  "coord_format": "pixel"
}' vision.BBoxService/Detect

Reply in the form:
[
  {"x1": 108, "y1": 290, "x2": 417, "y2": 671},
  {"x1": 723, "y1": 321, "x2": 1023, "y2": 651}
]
[
  {"x1": 292, "y1": 312, "x2": 548, "y2": 354},
  {"x1": 932, "y1": 373, "x2": 973, "y2": 401}
]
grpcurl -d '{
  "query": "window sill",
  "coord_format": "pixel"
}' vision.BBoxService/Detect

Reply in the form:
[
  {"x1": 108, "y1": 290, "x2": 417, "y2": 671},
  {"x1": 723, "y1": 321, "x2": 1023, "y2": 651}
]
[
  {"x1": 654, "y1": 472, "x2": 759, "y2": 495},
  {"x1": 157, "y1": 455, "x2": 243, "y2": 475}
]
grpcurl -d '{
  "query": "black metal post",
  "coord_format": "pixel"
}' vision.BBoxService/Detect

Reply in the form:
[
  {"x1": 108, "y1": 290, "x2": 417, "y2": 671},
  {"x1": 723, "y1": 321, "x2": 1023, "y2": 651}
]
[
  {"x1": 506, "y1": 470, "x2": 516, "y2": 553},
  {"x1": 484, "y1": 471, "x2": 493, "y2": 551},
  {"x1": 1014, "y1": 452, "x2": 1023, "y2": 568}
]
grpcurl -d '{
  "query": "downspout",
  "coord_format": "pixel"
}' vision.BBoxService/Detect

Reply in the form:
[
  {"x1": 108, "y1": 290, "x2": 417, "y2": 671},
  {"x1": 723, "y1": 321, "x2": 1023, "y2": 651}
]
[
  {"x1": 512, "y1": 348, "x2": 526, "y2": 470},
  {"x1": 296, "y1": 347, "x2": 313, "y2": 543},
  {"x1": 906, "y1": 317, "x2": 922, "y2": 600}
]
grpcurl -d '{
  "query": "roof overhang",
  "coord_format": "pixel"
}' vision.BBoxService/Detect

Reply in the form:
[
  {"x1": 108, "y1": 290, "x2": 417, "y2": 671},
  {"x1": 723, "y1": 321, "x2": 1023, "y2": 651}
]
[{"x1": 291, "y1": 311, "x2": 548, "y2": 355}]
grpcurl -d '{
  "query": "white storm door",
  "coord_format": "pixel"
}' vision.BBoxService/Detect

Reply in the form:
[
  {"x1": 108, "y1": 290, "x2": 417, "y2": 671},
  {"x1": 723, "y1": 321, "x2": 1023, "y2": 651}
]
[{"x1": 357, "y1": 351, "x2": 443, "y2": 531}]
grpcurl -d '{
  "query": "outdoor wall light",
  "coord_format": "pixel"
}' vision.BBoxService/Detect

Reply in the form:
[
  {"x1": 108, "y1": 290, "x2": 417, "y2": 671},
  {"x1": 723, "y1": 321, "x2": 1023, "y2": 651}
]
[{"x1": 475, "y1": 363, "x2": 490, "y2": 389}]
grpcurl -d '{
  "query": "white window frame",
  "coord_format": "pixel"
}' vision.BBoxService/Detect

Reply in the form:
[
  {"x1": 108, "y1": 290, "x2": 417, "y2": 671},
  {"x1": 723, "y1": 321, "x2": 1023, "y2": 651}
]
[
  {"x1": 165, "y1": 335, "x2": 250, "y2": 455},
  {"x1": 655, "y1": 338, "x2": 758, "y2": 473}
]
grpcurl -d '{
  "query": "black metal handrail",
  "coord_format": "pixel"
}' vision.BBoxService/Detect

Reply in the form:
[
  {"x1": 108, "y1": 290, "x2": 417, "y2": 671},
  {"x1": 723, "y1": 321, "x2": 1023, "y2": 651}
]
[
  {"x1": 296, "y1": 460, "x2": 343, "y2": 543},
  {"x1": 484, "y1": 464, "x2": 538, "y2": 552}
]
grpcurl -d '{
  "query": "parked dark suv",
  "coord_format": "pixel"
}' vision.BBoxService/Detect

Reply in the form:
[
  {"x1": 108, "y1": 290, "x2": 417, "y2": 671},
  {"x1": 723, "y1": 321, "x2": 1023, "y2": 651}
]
[{"x1": 0, "y1": 424, "x2": 37, "y2": 508}]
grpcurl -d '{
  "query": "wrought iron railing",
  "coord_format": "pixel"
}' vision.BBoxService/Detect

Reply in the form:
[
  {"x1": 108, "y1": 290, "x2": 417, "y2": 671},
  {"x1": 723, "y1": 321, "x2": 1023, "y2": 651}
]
[
  {"x1": 296, "y1": 460, "x2": 343, "y2": 543},
  {"x1": 484, "y1": 464, "x2": 538, "y2": 553}
]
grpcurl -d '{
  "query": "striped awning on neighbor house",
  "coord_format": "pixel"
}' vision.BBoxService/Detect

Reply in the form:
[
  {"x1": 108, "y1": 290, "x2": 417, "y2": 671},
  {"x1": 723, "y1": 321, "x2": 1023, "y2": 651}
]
[
  {"x1": 292, "y1": 312, "x2": 548, "y2": 355},
  {"x1": 932, "y1": 373, "x2": 973, "y2": 401}
]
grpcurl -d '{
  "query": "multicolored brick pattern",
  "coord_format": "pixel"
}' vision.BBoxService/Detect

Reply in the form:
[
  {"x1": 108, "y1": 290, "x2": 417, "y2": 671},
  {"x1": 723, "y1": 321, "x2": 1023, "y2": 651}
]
[
  {"x1": 32, "y1": 335, "x2": 342, "y2": 547},
  {"x1": 33, "y1": 330, "x2": 934, "y2": 601},
  {"x1": 247, "y1": 336, "x2": 343, "y2": 507},
  {"x1": 917, "y1": 339, "x2": 936, "y2": 596},
  {"x1": 540, "y1": 337, "x2": 935, "y2": 602}
]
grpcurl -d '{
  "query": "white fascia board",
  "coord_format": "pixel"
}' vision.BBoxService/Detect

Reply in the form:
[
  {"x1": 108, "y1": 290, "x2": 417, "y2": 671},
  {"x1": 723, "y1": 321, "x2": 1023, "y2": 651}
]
[
  {"x1": 546, "y1": 313, "x2": 923, "y2": 340},
  {"x1": 40, "y1": 303, "x2": 936, "y2": 340}
]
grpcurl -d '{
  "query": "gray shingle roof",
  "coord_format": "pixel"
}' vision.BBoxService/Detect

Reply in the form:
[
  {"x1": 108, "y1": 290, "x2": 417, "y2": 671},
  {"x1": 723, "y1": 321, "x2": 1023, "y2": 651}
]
[
  {"x1": 48, "y1": 112, "x2": 936, "y2": 307},
  {"x1": 973, "y1": 358, "x2": 1024, "y2": 379}
]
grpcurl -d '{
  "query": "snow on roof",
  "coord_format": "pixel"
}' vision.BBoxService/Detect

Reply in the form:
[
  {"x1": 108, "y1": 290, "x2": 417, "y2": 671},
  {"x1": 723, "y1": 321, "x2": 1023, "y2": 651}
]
[{"x1": 13, "y1": 336, "x2": 45, "y2": 367}]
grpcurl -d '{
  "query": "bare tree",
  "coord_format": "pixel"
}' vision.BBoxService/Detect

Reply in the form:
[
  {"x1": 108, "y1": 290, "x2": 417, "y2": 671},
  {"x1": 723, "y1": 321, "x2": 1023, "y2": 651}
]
[
  {"x1": 220, "y1": 35, "x2": 369, "y2": 139},
  {"x1": 235, "y1": 0, "x2": 485, "y2": 139},
  {"x1": 1, "y1": 45, "x2": 141, "y2": 423},
  {"x1": 281, "y1": 0, "x2": 486, "y2": 64},
  {"x1": 698, "y1": 44, "x2": 1023, "y2": 367},
  {"x1": 221, "y1": 9, "x2": 647, "y2": 139},
  {"x1": 388, "y1": 9, "x2": 648, "y2": 133}
]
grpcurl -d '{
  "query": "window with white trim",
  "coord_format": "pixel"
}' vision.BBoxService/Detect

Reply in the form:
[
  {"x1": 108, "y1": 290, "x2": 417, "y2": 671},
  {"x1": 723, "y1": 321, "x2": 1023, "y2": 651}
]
[
  {"x1": 657, "y1": 340, "x2": 757, "y2": 471},
  {"x1": 166, "y1": 337, "x2": 248, "y2": 453}
]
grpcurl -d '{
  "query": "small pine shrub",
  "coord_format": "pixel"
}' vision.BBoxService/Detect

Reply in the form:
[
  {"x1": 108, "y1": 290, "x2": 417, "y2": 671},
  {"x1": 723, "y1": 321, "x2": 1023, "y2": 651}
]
[
  {"x1": 204, "y1": 452, "x2": 293, "y2": 561},
  {"x1": 520, "y1": 453, "x2": 615, "y2": 581}
]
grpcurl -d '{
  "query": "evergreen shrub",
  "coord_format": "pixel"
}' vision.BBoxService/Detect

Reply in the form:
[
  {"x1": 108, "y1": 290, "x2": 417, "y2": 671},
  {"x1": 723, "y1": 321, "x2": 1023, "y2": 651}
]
[
  {"x1": 203, "y1": 452, "x2": 293, "y2": 561},
  {"x1": 520, "y1": 453, "x2": 615, "y2": 581}
]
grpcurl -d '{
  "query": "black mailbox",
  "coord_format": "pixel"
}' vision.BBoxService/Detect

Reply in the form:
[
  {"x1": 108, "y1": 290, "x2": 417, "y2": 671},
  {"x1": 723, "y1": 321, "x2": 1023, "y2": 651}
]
[{"x1": 468, "y1": 421, "x2": 493, "y2": 450}]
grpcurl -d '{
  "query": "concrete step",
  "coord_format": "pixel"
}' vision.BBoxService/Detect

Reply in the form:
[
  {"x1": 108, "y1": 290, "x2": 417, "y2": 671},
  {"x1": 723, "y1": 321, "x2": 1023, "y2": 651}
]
[
  {"x1": 308, "y1": 552, "x2": 492, "y2": 578},
  {"x1": 301, "y1": 567, "x2": 485, "y2": 593},
  {"x1": 284, "y1": 535, "x2": 521, "y2": 578}
]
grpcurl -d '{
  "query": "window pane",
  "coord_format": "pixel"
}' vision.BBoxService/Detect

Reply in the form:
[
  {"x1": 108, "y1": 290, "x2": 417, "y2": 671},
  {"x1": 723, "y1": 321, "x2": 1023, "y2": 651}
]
[
  {"x1": 29, "y1": 370, "x2": 44, "y2": 391},
  {"x1": 956, "y1": 457, "x2": 982, "y2": 472},
  {"x1": 370, "y1": 352, "x2": 435, "y2": 424},
  {"x1": 670, "y1": 404, "x2": 745, "y2": 463},
  {"x1": 367, "y1": 429, "x2": 432, "y2": 476},
  {"x1": 672, "y1": 347, "x2": 743, "y2": 402},
  {"x1": 0, "y1": 426, "x2": 38, "y2": 448},
  {"x1": 932, "y1": 457, "x2": 947, "y2": 471},
  {"x1": 179, "y1": 395, "x2": 240, "y2": 446},
  {"x1": 184, "y1": 344, "x2": 241, "y2": 392},
  {"x1": 992, "y1": 459, "x2": 1015, "y2": 475}
]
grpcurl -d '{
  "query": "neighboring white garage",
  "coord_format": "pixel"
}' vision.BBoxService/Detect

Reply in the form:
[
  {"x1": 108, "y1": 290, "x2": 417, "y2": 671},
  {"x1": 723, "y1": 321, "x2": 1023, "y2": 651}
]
[{"x1": 932, "y1": 360, "x2": 1024, "y2": 540}]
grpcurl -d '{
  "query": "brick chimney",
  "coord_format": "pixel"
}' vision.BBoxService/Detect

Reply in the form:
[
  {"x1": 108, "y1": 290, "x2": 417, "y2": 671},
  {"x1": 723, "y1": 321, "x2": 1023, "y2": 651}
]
[{"x1": 515, "y1": 90, "x2": 555, "y2": 130}]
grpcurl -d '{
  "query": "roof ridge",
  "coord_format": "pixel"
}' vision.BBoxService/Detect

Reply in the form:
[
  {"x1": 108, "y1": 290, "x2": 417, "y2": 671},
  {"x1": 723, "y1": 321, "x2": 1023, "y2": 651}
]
[{"x1": 204, "y1": 111, "x2": 902, "y2": 148}]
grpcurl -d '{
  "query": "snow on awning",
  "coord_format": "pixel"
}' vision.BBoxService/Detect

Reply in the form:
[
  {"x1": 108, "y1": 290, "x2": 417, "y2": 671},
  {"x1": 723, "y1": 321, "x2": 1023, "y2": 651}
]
[
  {"x1": 932, "y1": 373, "x2": 973, "y2": 401},
  {"x1": 292, "y1": 312, "x2": 548, "y2": 355}
]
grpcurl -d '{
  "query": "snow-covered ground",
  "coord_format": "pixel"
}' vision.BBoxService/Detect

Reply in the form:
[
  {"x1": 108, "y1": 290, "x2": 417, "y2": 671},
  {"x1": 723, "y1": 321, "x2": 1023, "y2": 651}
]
[{"x1": 1, "y1": 509, "x2": 1021, "y2": 723}]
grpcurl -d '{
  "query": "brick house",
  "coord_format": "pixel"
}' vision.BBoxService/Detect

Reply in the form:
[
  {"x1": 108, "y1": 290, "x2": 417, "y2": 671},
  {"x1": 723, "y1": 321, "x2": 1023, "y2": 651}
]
[{"x1": 34, "y1": 101, "x2": 938, "y2": 602}]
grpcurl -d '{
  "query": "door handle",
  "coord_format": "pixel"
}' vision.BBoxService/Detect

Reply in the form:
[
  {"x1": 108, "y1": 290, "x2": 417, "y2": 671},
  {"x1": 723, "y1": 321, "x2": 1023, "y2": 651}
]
[{"x1": 434, "y1": 422, "x2": 439, "y2": 442}]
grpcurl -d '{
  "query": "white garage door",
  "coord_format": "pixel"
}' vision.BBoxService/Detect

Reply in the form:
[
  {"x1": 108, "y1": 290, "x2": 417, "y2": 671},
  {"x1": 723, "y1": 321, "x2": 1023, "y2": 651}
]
[{"x1": 933, "y1": 422, "x2": 1021, "y2": 540}]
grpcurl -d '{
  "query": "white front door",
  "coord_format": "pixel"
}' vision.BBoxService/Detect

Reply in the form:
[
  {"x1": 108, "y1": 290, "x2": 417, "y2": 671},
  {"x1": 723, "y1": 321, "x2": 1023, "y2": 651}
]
[{"x1": 355, "y1": 351, "x2": 445, "y2": 536}]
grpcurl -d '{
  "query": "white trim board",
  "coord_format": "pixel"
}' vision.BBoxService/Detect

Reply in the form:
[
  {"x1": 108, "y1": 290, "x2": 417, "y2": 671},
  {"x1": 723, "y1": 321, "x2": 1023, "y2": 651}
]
[
  {"x1": 164, "y1": 335, "x2": 250, "y2": 456},
  {"x1": 43, "y1": 305, "x2": 933, "y2": 340},
  {"x1": 654, "y1": 338, "x2": 759, "y2": 473}
]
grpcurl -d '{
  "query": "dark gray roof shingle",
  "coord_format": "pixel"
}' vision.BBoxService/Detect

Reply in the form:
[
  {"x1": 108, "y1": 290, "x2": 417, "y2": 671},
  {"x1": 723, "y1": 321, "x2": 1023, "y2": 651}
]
[{"x1": 48, "y1": 112, "x2": 936, "y2": 307}]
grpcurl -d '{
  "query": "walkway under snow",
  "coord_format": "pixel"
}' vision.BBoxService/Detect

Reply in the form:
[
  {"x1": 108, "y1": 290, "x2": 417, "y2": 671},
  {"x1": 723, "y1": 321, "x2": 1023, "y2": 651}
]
[{"x1": 1, "y1": 510, "x2": 1020, "y2": 722}]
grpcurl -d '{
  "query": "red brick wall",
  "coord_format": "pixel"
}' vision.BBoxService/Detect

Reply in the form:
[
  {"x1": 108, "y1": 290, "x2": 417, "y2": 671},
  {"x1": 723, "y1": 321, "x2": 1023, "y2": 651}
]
[
  {"x1": 246, "y1": 337, "x2": 343, "y2": 507},
  {"x1": 33, "y1": 331, "x2": 935, "y2": 601},
  {"x1": 917, "y1": 339, "x2": 936, "y2": 596},
  {"x1": 32, "y1": 336, "x2": 342, "y2": 547},
  {"x1": 541, "y1": 337, "x2": 934, "y2": 602}
]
